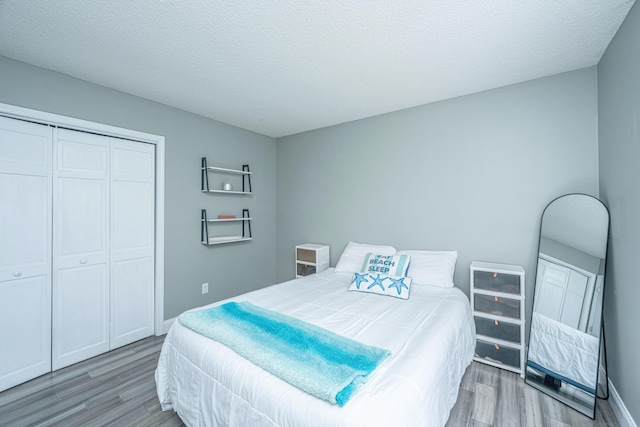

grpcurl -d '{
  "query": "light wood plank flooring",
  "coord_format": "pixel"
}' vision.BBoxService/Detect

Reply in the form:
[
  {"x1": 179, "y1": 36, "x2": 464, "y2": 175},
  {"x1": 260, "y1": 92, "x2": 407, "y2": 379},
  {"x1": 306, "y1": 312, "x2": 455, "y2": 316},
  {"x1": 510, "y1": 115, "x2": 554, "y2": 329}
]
[
  {"x1": 0, "y1": 335, "x2": 180, "y2": 427},
  {"x1": 446, "y1": 361, "x2": 619, "y2": 427},
  {"x1": 0, "y1": 335, "x2": 620, "y2": 426}
]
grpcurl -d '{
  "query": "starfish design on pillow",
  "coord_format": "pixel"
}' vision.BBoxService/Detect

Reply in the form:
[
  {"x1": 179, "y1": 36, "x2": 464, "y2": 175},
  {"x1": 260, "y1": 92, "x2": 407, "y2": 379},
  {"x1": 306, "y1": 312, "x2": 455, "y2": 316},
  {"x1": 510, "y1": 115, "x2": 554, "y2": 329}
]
[
  {"x1": 367, "y1": 273, "x2": 386, "y2": 291},
  {"x1": 387, "y1": 277, "x2": 409, "y2": 295},
  {"x1": 351, "y1": 273, "x2": 369, "y2": 289}
]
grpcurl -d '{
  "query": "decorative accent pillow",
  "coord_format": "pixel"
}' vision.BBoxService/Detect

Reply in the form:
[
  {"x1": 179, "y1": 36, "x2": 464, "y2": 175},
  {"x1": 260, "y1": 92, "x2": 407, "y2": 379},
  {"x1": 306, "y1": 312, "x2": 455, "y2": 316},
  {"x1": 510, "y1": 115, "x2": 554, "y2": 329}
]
[
  {"x1": 360, "y1": 253, "x2": 411, "y2": 277},
  {"x1": 348, "y1": 272, "x2": 413, "y2": 300},
  {"x1": 335, "y1": 241, "x2": 396, "y2": 273},
  {"x1": 396, "y1": 250, "x2": 457, "y2": 288}
]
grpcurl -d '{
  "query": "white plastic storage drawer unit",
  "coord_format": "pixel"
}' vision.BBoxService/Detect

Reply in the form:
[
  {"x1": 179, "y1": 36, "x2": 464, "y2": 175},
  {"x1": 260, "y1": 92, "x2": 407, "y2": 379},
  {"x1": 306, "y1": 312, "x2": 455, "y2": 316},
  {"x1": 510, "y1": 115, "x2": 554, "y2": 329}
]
[{"x1": 470, "y1": 261, "x2": 525, "y2": 377}]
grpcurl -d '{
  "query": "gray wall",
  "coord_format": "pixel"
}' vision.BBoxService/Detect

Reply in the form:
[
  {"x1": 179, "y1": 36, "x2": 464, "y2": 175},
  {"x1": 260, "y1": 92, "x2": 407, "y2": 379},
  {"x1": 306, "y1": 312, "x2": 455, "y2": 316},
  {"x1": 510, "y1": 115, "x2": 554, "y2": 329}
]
[
  {"x1": 0, "y1": 55, "x2": 277, "y2": 320},
  {"x1": 598, "y1": 1, "x2": 640, "y2": 423},
  {"x1": 276, "y1": 68, "x2": 600, "y2": 320}
]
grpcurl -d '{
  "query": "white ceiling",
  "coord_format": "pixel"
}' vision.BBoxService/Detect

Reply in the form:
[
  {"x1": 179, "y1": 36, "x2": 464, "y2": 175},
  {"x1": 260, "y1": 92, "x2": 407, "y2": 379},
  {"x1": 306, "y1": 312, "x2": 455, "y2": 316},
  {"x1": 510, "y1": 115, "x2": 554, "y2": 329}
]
[{"x1": 0, "y1": 1, "x2": 635, "y2": 138}]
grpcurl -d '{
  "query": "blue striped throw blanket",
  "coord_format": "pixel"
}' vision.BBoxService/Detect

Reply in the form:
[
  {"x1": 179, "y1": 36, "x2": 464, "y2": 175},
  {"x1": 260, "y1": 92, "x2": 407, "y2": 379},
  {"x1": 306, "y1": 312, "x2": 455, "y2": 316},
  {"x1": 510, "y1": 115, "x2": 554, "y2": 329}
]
[{"x1": 178, "y1": 301, "x2": 391, "y2": 406}]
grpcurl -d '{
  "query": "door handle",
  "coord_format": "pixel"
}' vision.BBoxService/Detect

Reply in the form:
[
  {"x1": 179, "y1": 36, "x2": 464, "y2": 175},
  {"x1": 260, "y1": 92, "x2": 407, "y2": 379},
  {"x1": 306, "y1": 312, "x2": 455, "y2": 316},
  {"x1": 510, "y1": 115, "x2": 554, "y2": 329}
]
[
  {"x1": 13, "y1": 271, "x2": 22, "y2": 277},
  {"x1": 79, "y1": 258, "x2": 88, "y2": 264}
]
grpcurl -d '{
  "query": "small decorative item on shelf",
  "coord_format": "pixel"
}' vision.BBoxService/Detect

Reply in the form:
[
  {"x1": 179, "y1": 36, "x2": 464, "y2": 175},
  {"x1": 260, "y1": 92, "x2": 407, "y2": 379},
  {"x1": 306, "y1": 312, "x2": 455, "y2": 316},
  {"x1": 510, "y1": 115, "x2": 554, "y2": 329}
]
[
  {"x1": 222, "y1": 182, "x2": 233, "y2": 191},
  {"x1": 218, "y1": 214, "x2": 236, "y2": 219}
]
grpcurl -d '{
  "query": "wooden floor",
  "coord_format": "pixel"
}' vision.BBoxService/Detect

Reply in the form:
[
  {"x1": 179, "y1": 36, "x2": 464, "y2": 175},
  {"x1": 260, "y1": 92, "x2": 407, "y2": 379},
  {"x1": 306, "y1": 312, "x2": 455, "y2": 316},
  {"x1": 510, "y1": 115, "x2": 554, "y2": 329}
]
[
  {"x1": 0, "y1": 335, "x2": 620, "y2": 427},
  {"x1": 446, "y1": 361, "x2": 620, "y2": 427},
  {"x1": 0, "y1": 335, "x2": 181, "y2": 427}
]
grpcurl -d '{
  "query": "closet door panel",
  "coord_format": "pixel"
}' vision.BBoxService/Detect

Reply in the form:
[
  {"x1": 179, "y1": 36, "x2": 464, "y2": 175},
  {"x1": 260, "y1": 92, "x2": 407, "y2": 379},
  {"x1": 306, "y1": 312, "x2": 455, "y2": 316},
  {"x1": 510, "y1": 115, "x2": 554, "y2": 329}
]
[
  {"x1": 111, "y1": 257, "x2": 154, "y2": 347},
  {"x1": 55, "y1": 177, "x2": 108, "y2": 267},
  {"x1": 0, "y1": 174, "x2": 49, "y2": 279},
  {"x1": 533, "y1": 259, "x2": 567, "y2": 321},
  {"x1": 0, "y1": 117, "x2": 51, "y2": 280},
  {"x1": 57, "y1": 133, "x2": 108, "y2": 175},
  {"x1": 112, "y1": 143, "x2": 153, "y2": 177},
  {"x1": 559, "y1": 270, "x2": 589, "y2": 329},
  {"x1": 53, "y1": 129, "x2": 110, "y2": 370},
  {"x1": 53, "y1": 265, "x2": 109, "y2": 368},
  {"x1": 112, "y1": 180, "x2": 153, "y2": 257},
  {"x1": 110, "y1": 139, "x2": 155, "y2": 349},
  {"x1": 0, "y1": 276, "x2": 50, "y2": 390},
  {"x1": 0, "y1": 117, "x2": 49, "y2": 175},
  {"x1": 0, "y1": 116, "x2": 52, "y2": 392}
]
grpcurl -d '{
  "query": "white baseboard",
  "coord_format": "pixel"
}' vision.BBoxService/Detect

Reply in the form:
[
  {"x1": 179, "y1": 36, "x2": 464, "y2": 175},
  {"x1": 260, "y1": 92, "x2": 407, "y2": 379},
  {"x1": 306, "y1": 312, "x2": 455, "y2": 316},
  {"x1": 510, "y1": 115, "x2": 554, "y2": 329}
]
[{"x1": 608, "y1": 378, "x2": 637, "y2": 427}]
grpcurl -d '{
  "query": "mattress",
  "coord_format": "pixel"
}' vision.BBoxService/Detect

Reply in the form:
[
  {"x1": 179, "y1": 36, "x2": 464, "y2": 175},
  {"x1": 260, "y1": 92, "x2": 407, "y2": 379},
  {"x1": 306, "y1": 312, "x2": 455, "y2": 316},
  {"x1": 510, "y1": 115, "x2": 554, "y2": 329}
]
[{"x1": 155, "y1": 268, "x2": 475, "y2": 427}]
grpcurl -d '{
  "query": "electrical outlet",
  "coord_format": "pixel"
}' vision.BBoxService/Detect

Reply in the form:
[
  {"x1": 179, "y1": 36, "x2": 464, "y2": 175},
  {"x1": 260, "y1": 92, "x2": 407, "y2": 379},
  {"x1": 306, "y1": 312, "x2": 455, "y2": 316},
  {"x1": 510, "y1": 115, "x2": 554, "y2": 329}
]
[{"x1": 202, "y1": 282, "x2": 209, "y2": 294}]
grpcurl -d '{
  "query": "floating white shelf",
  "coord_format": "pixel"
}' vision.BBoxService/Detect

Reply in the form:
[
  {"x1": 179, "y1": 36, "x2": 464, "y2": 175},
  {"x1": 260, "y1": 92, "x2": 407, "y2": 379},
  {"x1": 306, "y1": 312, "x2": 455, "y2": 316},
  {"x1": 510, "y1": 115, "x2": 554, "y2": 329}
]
[
  {"x1": 202, "y1": 237, "x2": 253, "y2": 245},
  {"x1": 200, "y1": 158, "x2": 253, "y2": 245},
  {"x1": 201, "y1": 189, "x2": 252, "y2": 195},
  {"x1": 201, "y1": 158, "x2": 252, "y2": 194},
  {"x1": 202, "y1": 165, "x2": 252, "y2": 175},
  {"x1": 201, "y1": 209, "x2": 252, "y2": 246},
  {"x1": 203, "y1": 217, "x2": 253, "y2": 223}
]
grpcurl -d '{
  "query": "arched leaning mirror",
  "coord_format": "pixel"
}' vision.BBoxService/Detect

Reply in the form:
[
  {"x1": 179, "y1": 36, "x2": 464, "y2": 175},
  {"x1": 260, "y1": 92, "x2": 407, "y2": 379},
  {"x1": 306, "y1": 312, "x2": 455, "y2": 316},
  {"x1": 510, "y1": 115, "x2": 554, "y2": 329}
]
[{"x1": 525, "y1": 194, "x2": 609, "y2": 419}]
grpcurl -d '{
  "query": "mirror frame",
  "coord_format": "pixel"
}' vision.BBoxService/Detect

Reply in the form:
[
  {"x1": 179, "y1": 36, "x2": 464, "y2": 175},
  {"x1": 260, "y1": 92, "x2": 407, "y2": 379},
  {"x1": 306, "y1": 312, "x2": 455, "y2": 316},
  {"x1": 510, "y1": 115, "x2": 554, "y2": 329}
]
[{"x1": 525, "y1": 193, "x2": 610, "y2": 419}]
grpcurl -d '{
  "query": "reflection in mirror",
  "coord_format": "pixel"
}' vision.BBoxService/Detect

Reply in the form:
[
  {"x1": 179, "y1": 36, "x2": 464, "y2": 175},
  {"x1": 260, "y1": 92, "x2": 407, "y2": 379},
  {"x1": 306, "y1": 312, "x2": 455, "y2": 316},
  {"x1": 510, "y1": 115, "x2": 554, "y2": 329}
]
[{"x1": 525, "y1": 194, "x2": 609, "y2": 419}]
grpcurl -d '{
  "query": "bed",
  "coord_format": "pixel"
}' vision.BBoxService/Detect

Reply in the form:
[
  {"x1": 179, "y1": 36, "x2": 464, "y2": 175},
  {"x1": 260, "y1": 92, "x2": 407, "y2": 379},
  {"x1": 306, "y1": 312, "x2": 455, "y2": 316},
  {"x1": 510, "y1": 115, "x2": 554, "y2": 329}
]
[
  {"x1": 156, "y1": 244, "x2": 475, "y2": 427},
  {"x1": 527, "y1": 312, "x2": 599, "y2": 394}
]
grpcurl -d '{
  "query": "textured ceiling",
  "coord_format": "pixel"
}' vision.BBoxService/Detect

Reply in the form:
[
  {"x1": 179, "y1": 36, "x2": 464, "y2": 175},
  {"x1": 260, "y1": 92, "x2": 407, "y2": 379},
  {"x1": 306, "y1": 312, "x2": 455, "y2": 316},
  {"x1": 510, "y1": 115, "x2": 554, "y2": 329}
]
[{"x1": 0, "y1": 1, "x2": 635, "y2": 138}]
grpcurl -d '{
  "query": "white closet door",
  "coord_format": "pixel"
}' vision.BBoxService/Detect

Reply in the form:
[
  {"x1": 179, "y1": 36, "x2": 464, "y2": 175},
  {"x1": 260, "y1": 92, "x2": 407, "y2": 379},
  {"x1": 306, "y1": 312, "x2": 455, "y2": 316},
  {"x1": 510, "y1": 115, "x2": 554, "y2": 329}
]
[
  {"x1": 534, "y1": 259, "x2": 567, "y2": 320},
  {"x1": 52, "y1": 128, "x2": 110, "y2": 370},
  {"x1": 560, "y1": 269, "x2": 589, "y2": 329},
  {"x1": 0, "y1": 117, "x2": 52, "y2": 392},
  {"x1": 534, "y1": 258, "x2": 589, "y2": 330},
  {"x1": 110, "y1": 138, "x2": 155, "y2": 349}
]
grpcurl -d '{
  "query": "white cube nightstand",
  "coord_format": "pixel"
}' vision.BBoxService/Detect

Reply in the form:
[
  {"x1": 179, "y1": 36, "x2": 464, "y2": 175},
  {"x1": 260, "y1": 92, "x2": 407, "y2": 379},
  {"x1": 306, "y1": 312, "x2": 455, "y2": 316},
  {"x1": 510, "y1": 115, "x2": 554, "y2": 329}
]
[{"x1": 296, "y1": 244, "x2": 330, "y2": 278}]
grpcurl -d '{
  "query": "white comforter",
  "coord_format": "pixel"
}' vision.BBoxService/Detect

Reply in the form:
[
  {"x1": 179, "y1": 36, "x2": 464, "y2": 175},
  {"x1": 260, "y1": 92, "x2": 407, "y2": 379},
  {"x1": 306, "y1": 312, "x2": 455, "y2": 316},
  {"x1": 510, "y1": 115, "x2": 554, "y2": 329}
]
[
  {"x1": 155, "y1": 269, "x2": 475, "y2": 427},
  {"x1": 528, "y1": 312, "x2": 599, "y2": 391}
]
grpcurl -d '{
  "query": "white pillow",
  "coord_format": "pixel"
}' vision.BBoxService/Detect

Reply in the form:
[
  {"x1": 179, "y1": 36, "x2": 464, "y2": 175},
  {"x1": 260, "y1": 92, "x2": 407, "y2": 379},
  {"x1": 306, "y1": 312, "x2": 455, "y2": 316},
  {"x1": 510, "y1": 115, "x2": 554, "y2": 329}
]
[
  {"x1": 360, "y1": 253, "x2": 411, "y2": 277},
  {"x1": 348, "y1": 272, "x2": 412, "y2": 300},
  {"x1": 335, "y1": 241, "x2": 396, "y2": 273},
  {"x1": 396, "y1": 250, "x2": 457, "y2": 288}
]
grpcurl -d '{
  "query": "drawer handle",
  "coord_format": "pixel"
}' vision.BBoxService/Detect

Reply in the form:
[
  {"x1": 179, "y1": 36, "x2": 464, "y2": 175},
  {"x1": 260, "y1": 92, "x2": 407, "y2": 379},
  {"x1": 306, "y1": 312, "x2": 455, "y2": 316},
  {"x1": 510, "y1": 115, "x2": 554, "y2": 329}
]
[
  {"x1": 493, "y1": 272, "x2": 498, "y2": 278},
  {"x1": 79, "y1": 258, "x2": 88, "y2": 264},
  {"x1": 13, "y1": 271, "x2": 22, "y2": 277},
  {"x1": 494, "y1": 296, "x2": 499, "y2": 302},
  {"x1": 494, "y1": 320, "x2": 499, "y2": 326},
  {"x1": 494, "y1": 344, "x2": 500, "y2": 350}
]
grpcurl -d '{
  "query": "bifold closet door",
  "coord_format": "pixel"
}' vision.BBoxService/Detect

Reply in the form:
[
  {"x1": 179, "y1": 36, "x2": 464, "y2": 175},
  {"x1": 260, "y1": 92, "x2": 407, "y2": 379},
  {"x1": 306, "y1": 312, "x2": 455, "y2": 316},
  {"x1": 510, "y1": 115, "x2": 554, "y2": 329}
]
[
  {"x1": 110, "y1": 138, "x2": 155, "y2": 349},
  {"x1": 52, "y1": 129, "x2": 110, "y2": 370},
  {"x1": 52, "y1": 129, "x2": 156, "y2": 369},
  {"x1": 0, "y1": 117, "x2": 52, "y2": 391},
  {"x1": 534, "y1": 258, "x2": 591, "y2": 330}
]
